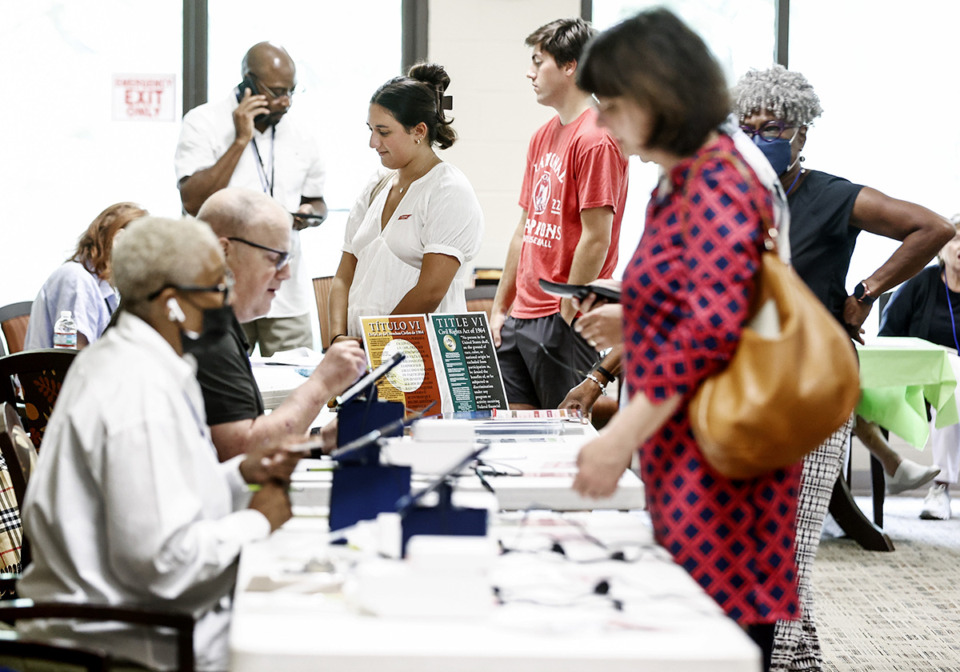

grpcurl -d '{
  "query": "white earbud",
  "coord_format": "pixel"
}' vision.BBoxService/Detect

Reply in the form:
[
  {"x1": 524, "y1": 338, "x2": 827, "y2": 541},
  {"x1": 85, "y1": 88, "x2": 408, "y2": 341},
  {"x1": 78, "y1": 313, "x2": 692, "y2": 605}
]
[{"x1": 167, "y1": 297, "x2": 186, "y2": 324}]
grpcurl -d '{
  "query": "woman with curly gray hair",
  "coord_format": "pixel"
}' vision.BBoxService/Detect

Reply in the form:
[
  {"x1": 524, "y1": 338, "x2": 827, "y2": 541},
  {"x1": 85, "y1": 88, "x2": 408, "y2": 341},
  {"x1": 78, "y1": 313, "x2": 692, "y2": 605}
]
[{"x1": 734, "y1": 65, "x2": 954, "y2": 672}]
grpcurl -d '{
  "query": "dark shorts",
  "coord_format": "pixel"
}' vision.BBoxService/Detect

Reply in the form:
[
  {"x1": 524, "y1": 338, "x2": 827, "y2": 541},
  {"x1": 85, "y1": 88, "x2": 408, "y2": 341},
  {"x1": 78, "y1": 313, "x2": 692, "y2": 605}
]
[{"x1": 496, "y1": 314, "x2": 599, "y2": 409}]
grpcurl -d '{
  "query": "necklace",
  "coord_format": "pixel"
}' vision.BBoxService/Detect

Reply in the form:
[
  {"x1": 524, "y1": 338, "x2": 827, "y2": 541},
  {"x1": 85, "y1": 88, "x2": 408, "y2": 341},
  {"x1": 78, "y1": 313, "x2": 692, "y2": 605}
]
[{"x1": 396, "y1": 157, "x2": 441, "y2": 196}]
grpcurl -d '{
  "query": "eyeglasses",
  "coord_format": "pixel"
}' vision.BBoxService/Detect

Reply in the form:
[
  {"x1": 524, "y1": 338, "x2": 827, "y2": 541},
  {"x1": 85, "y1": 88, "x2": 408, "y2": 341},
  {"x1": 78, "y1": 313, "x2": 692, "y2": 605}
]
[
  {"x1": 227, "y1": 236, "x2": 291, "y2": 270},
  {"x1": 250, "y1": 74, "x2": 297, "y2": 100},
  {"x1": 739, "y1": 120, "x2": 797, "y2": 143},
  {"x1": 148, "y1": 273, "x2": 234, "y2": 302}
]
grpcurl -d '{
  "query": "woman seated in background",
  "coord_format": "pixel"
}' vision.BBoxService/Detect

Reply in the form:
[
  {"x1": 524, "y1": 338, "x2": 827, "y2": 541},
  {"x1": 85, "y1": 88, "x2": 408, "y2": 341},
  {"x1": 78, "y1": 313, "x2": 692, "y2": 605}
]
[
  {"x1": 327, "y1": 63, "x2": 483, "y2": 342},
  {"x1": 734, "y1": 65, "x2": 953, "y2": 672},
  {"x1": 19, "y1": 215, "x2": 304, "y2": 671},
  {"x1": 570, "y1": 10, "x2": 801, "y2": 670},
  {"x1": 24, "y1": 202, "x2": 147, "y2": 349},
  {"x1": 878, "y1": 214, "x2": 960, "y2": 521}
]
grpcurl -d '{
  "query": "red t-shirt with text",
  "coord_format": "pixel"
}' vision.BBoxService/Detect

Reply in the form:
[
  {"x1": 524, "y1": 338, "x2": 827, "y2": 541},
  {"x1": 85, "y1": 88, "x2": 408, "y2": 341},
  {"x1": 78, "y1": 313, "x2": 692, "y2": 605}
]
[{"x1": 514, "y1": 108, "x2": 628, "y2": 318}]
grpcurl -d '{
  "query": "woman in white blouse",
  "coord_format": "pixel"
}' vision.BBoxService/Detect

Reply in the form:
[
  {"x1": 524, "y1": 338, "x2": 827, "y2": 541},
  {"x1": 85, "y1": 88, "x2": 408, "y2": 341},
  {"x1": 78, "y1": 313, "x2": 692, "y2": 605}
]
[{"x1": 328, "y1": 63, "x2": 484, "y2": 341}]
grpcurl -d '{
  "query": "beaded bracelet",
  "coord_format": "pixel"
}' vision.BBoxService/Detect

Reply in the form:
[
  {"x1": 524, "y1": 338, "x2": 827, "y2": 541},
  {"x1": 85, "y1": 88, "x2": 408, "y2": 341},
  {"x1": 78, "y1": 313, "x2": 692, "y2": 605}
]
[{"x1": 584, "y1": 373, "x2": 606, "y2": 394}]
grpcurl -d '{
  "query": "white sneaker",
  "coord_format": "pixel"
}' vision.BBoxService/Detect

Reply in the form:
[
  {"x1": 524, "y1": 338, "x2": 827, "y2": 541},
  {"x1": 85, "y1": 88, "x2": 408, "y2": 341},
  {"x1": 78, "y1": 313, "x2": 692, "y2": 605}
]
[
  {"x1": 920, "y1": 484, "x2": 951, "y2": 520},
  {"x1": 886, "y1": 460, "x2": 941, "y2": 495}
]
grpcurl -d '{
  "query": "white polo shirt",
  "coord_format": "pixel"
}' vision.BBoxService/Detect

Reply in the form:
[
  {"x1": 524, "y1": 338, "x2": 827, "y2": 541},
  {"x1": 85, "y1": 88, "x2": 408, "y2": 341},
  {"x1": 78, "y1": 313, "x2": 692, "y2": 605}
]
[{"x1": 175, "y1": 91, "x2": 326, "y2": 318}]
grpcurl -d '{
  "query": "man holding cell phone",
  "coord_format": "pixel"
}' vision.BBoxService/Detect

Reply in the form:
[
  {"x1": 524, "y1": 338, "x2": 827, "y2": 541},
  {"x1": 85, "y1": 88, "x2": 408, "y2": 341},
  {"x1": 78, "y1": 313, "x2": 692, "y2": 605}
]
[{"x1": 175, "y1": 41, "x2": 327, "y2": 356}]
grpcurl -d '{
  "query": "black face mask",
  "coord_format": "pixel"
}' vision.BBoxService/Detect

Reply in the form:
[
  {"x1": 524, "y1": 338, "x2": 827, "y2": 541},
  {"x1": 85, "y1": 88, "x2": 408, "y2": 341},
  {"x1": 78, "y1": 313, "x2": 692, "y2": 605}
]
[{"x1": 182, "y1": 305, "x2": 233, "y2": 355}]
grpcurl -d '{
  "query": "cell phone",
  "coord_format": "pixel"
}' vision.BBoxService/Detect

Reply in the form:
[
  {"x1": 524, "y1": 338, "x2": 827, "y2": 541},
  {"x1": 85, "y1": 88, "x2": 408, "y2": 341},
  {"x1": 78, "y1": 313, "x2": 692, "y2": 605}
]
[
  {"x1": 291, "y1": 212, "x2": 326, "y2": 223},
  {"x1": 538, "y1": 279, "x2": 621, "y2": 303},
  {"x1": 237, "y1": 75, "x2": 269, "y2": 124}
]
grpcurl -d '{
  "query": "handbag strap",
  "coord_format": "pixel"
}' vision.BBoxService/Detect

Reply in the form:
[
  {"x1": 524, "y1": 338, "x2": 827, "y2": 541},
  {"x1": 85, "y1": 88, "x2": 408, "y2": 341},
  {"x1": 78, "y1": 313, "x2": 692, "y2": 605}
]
[{"x1": 678, "y1": 149, "x2": 779, "y2": 254}]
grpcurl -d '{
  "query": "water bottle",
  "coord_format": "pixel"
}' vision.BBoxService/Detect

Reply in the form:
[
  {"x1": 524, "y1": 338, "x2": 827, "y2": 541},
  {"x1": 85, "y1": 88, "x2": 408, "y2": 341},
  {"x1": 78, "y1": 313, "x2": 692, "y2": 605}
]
[{"x1": 53, "y1": 310, "x2": 78, "y2": 349}]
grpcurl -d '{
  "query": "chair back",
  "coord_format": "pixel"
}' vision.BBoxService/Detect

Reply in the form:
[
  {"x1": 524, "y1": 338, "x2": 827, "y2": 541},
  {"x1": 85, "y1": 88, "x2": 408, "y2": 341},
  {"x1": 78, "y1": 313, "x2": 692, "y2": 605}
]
[
  {"x1": 0, "y1": 634, "x2": 111, "y2": 672},
  {"x1": 0, "y1": 350, "x2": 78, "y2": 449},
  {"x1": 0, "y1": 302, "x2": 32, "y2": 357},
  {"x1": 0, "y1": 404, "x2": 27, "y2": 575},
  {"x1": 465, "y1": 284, "x2": 497, "y2": 321},
  {"x1": 0, "y1": 599, "x2": 195, "y2": 672},
  {"x1": 312, "y1": 276, "x2": 335, "y2": 350}
]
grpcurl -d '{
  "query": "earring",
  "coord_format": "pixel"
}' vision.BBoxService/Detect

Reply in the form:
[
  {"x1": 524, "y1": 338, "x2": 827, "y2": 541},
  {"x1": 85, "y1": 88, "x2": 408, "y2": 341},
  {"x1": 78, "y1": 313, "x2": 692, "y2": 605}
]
[
  {"x1": 415, "y1": 138, "x2": 421, "y2": 145},
  {"x1": 799, "y1": 155, "x2": 805, "y2": 163}
]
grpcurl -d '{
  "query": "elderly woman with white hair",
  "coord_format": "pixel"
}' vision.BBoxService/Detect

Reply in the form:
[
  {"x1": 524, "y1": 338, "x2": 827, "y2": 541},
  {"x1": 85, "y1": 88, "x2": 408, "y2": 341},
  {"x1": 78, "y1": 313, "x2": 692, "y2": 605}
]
[
  {"x1": 18, "y1": 216, "x2": 302, "y2": 671},
  {"x1": 734, "y1": 65, "x2": 954, "y2": 672}
]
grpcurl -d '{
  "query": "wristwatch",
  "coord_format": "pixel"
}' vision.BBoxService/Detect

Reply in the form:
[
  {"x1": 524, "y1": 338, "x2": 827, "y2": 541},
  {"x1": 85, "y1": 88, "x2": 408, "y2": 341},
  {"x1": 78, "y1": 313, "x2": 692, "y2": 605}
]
[{"x1": 853, "y1": 281, "x2": 876, "y2": 305}]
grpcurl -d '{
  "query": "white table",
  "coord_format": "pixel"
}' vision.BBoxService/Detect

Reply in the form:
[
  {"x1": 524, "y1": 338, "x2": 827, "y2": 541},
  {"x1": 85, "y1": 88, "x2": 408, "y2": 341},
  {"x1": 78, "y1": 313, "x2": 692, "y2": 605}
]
[
  {"x1": 251, "y1": 361, "x2": 311, "y2": 411},
  {"x1": 289, "y1": 421, "x2": 646, "y2": 514},
  {"x1": 229, "y1": 513, "x2": 761, "y2": 672}
]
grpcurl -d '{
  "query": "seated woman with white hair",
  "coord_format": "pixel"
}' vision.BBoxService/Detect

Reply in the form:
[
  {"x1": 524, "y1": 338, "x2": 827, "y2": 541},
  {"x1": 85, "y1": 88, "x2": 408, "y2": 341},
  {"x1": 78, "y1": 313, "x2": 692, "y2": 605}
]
[{"x1": 18, "y1": 215, "x2": 303, "y2": 671}]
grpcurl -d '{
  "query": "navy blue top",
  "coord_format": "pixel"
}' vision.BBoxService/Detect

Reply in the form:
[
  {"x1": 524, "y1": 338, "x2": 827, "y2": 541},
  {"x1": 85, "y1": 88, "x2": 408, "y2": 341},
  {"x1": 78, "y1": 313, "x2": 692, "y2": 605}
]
[{"x1": 788, "y1": 170, "x2": 864, "y2": 323}]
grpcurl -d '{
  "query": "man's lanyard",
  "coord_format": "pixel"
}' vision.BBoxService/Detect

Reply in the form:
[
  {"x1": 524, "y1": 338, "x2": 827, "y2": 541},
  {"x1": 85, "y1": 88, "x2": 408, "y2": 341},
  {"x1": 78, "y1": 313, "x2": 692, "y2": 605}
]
[{"x1": 250, "y1": 126, "x2": 276, "y2": 197}]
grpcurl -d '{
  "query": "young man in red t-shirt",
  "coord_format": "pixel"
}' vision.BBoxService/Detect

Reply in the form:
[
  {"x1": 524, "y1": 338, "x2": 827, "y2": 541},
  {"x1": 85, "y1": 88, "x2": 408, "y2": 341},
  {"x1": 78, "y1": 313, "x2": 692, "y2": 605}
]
[{"x1": 490, "y1": 17, "x2": 629, "y2": 409}]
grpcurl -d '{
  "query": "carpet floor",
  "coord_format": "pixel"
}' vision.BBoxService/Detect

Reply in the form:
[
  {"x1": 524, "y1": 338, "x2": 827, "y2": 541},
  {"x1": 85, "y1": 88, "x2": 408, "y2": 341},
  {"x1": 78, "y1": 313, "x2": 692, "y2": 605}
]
[{"x1": 816, "y1": 495, "x2": 960, "y2": 671}]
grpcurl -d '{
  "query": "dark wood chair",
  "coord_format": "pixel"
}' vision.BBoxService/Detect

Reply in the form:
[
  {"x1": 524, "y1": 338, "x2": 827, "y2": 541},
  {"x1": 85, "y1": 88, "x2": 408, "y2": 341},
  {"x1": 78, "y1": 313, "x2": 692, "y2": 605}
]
[
  {"x1": 465, "y1": 284, "x2": 497, "y2": 321},
  {"x1": 0, "y1": 350, "x2": 78, "y2": 449},
  {"x1": 0, "y1": 411, "x2": 195, "y2": 667},
  {"x1": 0, "y1": 303, "x2": 32, "y2": 357},
  {"x1": 0, "y1": 599, "x2": 194, "y2": 671},
  {"x1": 0, "y1": 632, "x2": 112, "y2": 671},
  {"x1": 312, "y1": 276, "x2": 335, "y2": 351}
]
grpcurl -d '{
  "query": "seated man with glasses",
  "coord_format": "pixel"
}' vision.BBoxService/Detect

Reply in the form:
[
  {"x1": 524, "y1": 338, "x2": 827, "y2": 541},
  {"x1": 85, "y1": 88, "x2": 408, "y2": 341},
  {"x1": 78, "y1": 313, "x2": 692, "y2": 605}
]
[
  {"x1": 194, "y1": 188, "x2": 366, "y2": 461},
  {"x1": 176, "y1": 41, "x2": 327, "y2": 357}
]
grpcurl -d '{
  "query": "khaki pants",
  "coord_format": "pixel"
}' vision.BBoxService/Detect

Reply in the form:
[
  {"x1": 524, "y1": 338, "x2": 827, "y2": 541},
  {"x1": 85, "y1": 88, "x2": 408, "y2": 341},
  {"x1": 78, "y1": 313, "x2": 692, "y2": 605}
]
[{"x1": 242, "y1": 313, "x2": 313, "y2": 357}]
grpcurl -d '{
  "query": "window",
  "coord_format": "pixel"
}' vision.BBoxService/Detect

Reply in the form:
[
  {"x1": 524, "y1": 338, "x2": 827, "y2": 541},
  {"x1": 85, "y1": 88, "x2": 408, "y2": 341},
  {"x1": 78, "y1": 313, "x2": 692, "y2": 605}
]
[
  {"x1": 590, "y1": 1, "x2": 776, "y2": 277},
  {"x1": 2, "y1": 1, "x2": 182, "y2": 309},
  {"x1": 790, "y1": 0, "x2": 960, "y2": 336},
  {"x1": 207, "y1": 0, "x2": 403, "y2": 278}
]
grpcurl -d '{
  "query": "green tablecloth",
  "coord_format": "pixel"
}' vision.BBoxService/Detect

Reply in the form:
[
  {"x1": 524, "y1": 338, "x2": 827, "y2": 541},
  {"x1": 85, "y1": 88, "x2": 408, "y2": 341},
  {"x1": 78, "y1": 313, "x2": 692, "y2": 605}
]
[{"x1": 856, "y1": 337, "x2": 959, "y2": 448}]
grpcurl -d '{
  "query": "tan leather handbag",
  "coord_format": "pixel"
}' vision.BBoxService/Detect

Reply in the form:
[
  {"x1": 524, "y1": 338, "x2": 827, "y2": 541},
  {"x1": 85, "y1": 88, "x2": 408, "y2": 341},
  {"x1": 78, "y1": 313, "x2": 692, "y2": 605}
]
[{"x1": 684, "y1": 152, "x2": 861, "y2": 479}]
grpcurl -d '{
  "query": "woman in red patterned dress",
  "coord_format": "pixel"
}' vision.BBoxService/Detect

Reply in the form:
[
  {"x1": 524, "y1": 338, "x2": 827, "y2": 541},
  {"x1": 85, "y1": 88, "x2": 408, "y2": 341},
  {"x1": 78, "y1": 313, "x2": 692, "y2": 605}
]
[{"x1": 571, "y1": 10, "x2": 801, "y2": 670}]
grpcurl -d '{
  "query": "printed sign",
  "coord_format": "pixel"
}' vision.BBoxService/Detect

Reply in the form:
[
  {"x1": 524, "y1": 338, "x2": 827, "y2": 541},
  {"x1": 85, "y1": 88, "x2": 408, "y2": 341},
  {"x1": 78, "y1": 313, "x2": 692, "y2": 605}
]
[
  {"x1": 112, "y1": 74, "x2": 176, "y2": 121},
  {"x1": 430, "y1": 312, "x2": 508, "y2": 413},
  {"x1": 360, "y1": 315, "x2": 443, "y2": 416}
]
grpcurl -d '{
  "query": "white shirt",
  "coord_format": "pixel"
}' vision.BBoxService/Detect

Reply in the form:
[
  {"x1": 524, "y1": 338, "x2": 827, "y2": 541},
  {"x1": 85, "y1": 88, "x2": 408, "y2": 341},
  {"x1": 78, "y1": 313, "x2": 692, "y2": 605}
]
[
  {"x1": 24, "y1": 261, "x2": 118, "y2": 350},
  {"x1": 343, "y1": 163, "x2": 484, "y2": 336},
  {"x1": 19, "y1": 312, "x2": 270, "y2": 671},
  {"x1": 175, "y1": 91, "x2": 327, "y2": 318}
]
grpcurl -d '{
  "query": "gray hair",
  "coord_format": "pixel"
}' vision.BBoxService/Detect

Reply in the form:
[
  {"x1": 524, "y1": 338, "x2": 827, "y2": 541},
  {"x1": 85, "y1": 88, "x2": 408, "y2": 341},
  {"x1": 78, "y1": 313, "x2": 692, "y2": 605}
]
[
  {"x1": 733, "y1": 64, "x2": 823, "y2": 127},
  {"x1": 113, "y1": 216, "x2": 222, "y2": 317},
  {"x1": 196, "y1": 187, "x2": 291, "y2": 239}
]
